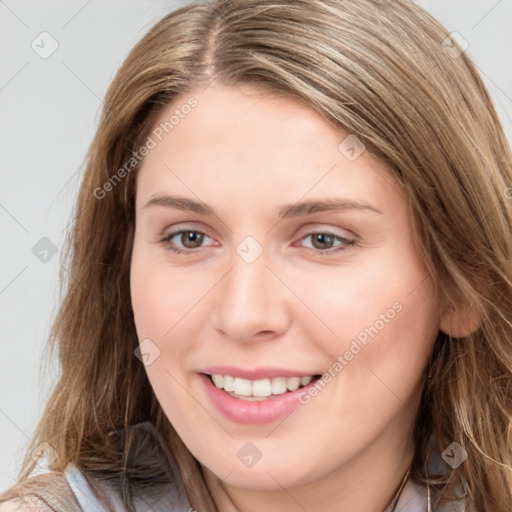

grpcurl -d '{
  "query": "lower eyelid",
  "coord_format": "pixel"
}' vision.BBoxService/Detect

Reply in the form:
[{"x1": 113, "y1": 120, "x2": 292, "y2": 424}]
[
  {"x1": 160, "y1": 230, "x2": 213, "y2": 249},
  {"x1": 302, "y1": 232, "x2": 350, "y2": 243},
  {"x1": 298, "y1": 236, "x2": 354, "y2": 256}
]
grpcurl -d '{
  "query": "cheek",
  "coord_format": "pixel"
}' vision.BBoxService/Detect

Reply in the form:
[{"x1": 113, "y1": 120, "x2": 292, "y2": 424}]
[
  {"x1": 286, "y1": 258, "x2": 438, "y2": 446},
  {"x1": 129, "y1": 251, "x2": 207, "y2": 421},
  {"x1": 291, "y1": 246, "x2": 439, "y2": 388},
  {"x1": 294, "y1": 252, "x2": 435, "y2": 337},
  {"x1": 130, "y1": 270, "x2": 169, "y2": 342},
  {"x1": 130, "y1": 246, "x2": 203, "y2": 345},
  {"x1": 130, "y1": 237, "x2": 439, "y2": 362}
]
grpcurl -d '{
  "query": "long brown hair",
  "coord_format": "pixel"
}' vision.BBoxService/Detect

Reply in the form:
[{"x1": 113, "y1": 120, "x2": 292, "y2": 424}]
[{"x1": 2, "y1": 1, "x2": 512, "y2": 510}]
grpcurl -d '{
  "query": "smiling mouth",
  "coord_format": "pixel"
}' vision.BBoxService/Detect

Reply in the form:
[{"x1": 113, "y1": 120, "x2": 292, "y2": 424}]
[{"x1": 205, "y1": 373, "x2": 322, "y2": 401}]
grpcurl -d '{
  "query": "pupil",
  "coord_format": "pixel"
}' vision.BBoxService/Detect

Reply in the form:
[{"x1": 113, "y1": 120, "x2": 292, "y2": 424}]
[
  {"x1": 314, "y1": 233, "x2": 333, "y2": 249},
  {"x1": 183, "y1": 231, "x2": 203, "y2": 248}
]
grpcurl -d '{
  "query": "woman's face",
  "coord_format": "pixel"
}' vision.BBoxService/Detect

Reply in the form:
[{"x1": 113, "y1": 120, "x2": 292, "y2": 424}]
[{"x1": 130, "y1": 83, "x2": 441, "y2": 494}]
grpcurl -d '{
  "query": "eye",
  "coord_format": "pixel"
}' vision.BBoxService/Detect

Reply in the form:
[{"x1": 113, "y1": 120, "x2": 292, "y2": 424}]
[
  {"x1": 157, "y1": 228, "x2": 355, "y2": 256},
  {"x1": 298, "y1": 231, "x2": 354, "y2": 255},
  {"x1": 158, "y1": 229, "x2": 214, "y2": 254}
]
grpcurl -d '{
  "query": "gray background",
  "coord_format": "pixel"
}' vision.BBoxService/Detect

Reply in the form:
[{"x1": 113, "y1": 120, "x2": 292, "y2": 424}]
[{"x1": 1, "y1": 0, "x2": 511, "y2": 490}]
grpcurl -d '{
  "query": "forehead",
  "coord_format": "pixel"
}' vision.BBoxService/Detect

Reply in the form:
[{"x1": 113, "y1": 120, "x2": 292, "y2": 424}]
[{"x1": 135, "y1": 83, "x2": 401, "y2": 216}]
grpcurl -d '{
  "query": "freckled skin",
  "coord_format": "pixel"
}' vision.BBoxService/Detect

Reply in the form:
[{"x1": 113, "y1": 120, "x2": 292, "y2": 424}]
[{"x1": 130, "y1": 83, "x2": 446, "y2": 512}]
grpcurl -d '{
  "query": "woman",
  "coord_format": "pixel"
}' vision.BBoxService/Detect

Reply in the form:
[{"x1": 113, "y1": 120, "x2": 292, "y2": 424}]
[{"x1": 2, "y1": 0, "x2": 512, "y2": 510}]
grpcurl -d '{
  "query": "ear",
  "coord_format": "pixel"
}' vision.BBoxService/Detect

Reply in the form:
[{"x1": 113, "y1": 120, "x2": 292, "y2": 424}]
[{"x1": 439, "y1": 300, "x2": 481, "y2": 338}]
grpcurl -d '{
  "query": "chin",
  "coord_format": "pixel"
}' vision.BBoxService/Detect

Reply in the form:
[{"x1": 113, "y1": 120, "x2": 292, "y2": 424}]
[{"x1": 202, "y1": 452, "x2": 326, "y2": 491}]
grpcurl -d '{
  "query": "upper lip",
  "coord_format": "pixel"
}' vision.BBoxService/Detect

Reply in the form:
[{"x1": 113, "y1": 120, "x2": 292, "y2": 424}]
[{"x1": 200, "y1": 366, "x2": 321, "y2": 380}]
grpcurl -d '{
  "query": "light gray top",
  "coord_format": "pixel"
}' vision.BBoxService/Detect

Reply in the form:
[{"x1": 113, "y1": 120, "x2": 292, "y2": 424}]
[
  {"x1": 62, "y1": 462, "x2": 192, "y2": 512},
  {"x1": 15, "y1": 461, "x2": 466, "y2": 512},
  {"x1": 62, "y1": 462, "x2": 467, "y2": 512}
]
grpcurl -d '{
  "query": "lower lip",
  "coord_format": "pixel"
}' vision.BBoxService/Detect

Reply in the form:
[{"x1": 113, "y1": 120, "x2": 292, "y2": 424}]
[{"x1": 199, "y1": 373, "x2": 319, "y2": 425}]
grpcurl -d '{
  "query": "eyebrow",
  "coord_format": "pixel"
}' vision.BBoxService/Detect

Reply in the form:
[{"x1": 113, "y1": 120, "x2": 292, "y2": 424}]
[{"x1": 142, "y1": 194, "x2": 383, "y2": 217}]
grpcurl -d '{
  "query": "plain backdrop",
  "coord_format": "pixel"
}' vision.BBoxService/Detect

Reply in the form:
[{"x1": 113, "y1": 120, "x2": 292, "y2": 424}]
[{"x1": 1, "y1": 0, "x2": 511, "y2": 491}]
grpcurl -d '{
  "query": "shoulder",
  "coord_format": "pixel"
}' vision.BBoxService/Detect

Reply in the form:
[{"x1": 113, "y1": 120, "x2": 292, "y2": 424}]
[
  {"x1": 2, "y1": 462, "x2": 193, "y2": 512},
  {"x1": 0, "y1": 495, "x2": 55, "y2": 511},
  {"x1": 396, "y1": 477, "x2": 468, "y2": 512},
  {"x1": 395, "y1": 477, "x2": 428, "y2": 511},
  {"x1": 0, "y1": 469, "x2": 81, "y2": 512}
]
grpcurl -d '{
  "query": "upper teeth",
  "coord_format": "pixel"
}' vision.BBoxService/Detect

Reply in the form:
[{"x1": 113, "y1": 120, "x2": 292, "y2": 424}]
[{"x1": 211, "y1": 374, "x2": 313, "y2": 397}]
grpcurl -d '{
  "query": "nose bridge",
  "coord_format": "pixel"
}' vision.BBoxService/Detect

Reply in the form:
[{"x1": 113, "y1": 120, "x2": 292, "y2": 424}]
[{"x1": 213, "y1": 240, "x2": 288, "y2": 342}]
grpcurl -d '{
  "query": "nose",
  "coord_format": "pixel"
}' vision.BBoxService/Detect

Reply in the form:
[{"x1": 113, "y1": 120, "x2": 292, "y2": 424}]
[{"x1": 212, "y1": 247, "x2": 290, "y2": 344}]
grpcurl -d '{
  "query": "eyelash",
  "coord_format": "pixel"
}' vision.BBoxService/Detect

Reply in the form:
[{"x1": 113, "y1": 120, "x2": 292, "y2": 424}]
[{"x1": 157, "y1": 229, "x2": 355, "y2": 256}]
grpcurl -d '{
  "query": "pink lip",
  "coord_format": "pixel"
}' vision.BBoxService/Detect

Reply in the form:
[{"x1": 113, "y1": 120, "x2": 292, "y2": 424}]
[
  {"x1": 199, "y1": 373, "x2": 320, "y2": 425},
  {"x1": 200, "y1": 365, "x2": 319, "y2": 380}
]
